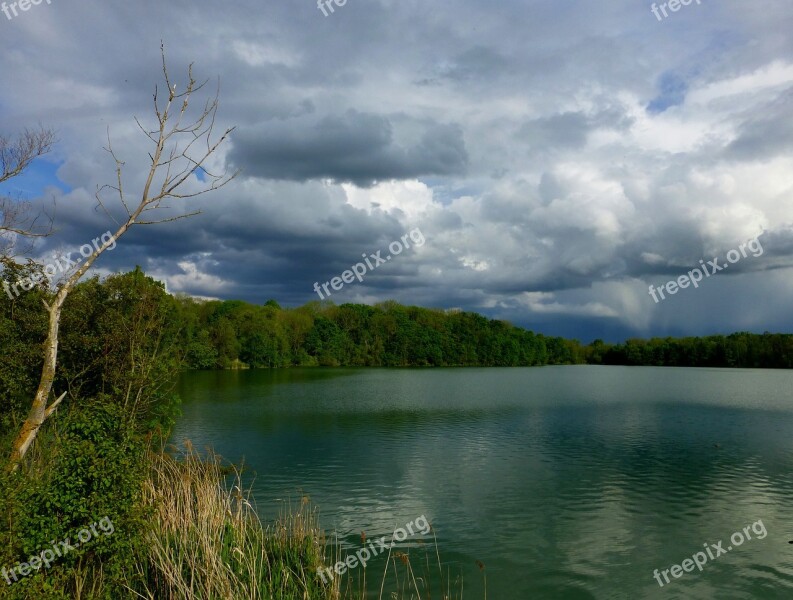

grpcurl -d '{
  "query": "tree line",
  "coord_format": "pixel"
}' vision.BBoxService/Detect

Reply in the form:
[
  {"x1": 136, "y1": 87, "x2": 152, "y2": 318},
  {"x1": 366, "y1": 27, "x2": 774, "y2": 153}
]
[
  {"x1": 589, "y1": 333, "x2": 793, "y2": 368},
  {"x1": 177, "y1": 293, "x2": 793, "y2": 371},
  {"x1": 168, "y1": 284, "x2": 582, "y2": 368},
  {"x1": 5, "y1": 266, "x2": 791, "y2": 417}
]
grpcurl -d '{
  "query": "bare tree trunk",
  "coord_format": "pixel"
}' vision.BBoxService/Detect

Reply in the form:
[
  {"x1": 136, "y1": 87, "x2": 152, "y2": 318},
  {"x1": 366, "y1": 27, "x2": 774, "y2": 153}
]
[
  {"x1": 8, "y1": 296, "x2": 66, "y2": 468},
  {"x1": 6, "y1": 45, "x2": 236, "y2": 472},
  {"x1": 7, "y1": 220, "x2": 129, "y2": 472}
]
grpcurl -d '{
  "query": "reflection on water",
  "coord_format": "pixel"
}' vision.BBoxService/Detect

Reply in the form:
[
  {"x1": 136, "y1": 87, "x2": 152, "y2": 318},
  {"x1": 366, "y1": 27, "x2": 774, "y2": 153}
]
[{"x1": 173, "y1": 366, "x2": 793, "y2": 599}]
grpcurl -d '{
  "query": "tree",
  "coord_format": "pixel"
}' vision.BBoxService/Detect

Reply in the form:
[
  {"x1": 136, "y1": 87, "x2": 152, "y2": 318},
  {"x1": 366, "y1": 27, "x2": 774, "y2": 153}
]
[
  {"x1": 0, "y1": 127, "x2": 56, "y2": 258},
  {"x1": 7, "y1": 47, "x2": 237, "y2": 471},
  {"x1": 61, "y1": 268, "x2": 184, "y2": 427},
  {"x1": 0, "y1": 128, "x2": 55, "y2": 186},
  {"x1": 0, "y1": 261, "x2": 49, "y2": 432}
]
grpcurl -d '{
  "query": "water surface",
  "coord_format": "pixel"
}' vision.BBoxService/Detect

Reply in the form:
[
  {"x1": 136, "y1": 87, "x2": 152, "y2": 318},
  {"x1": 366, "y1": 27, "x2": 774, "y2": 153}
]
[{"x1": 172, "y1": 366, "x2": 793, "y2": 599}]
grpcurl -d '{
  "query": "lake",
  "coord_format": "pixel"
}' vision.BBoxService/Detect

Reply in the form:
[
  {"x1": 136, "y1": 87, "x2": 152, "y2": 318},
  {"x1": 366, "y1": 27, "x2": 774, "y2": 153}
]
[{"x1": 171, "y1": 366, "x2": 793, "y2": 599}]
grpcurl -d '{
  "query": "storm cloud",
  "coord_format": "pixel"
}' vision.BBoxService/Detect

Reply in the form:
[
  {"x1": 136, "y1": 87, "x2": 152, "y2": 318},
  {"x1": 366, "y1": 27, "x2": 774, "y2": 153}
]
[
  {"x1": 230, "y1": 111, "x2": 468, "y2": 186},
  {"x1": 2, "y1": 0, "x2": 793, "y2": 341}
]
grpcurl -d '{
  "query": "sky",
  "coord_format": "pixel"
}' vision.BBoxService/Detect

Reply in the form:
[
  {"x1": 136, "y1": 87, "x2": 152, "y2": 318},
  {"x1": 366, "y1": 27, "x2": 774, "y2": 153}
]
[{"x1": 1, "y1": 0, "x2": 793, "y2": 342}]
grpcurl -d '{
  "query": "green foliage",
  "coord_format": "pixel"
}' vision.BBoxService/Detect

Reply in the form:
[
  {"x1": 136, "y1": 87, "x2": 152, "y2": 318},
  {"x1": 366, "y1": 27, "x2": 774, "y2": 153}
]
[
  {"x1": 0, "y1": 260, "x2": 50, "y2": 434},
  {"x1": 0, "y1": 402, "x2": 149, "y2": 599},
  {"x1": 596, "y1": 332, "x2": 793, "y2": 368},
  {"x1": 57, "y1": 267, "x2": 183, "y2": 432},
  {"x1": 0, "y1": 265, "x2": 184, "y2": 597},
  {"x1": 187, "y1": 329, "x2": 220, "y2": 369},
  {"x1": 168, "y1": 286, "x2": 793, "y2": 371},
  {"x1": 175, "y1": 295, "x2": 584, "y2": 369}
]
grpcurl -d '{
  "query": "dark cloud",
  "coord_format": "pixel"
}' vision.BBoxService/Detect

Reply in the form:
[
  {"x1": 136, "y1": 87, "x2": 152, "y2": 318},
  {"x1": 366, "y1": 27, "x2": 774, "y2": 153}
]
[
  {"x1": 228, "y1": 111, "x2": 468, "y2": 187},
  {"x1": 518, "y1": 112, "x2": 590, "y2": 150},
  {"x1": 2, "y1": 0, "x2": 793, "y2": 342}
]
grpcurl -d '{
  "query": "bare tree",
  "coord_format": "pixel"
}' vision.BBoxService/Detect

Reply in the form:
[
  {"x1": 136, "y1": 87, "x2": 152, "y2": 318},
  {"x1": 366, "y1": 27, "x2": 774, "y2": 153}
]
[
  {"x1": 0, "y1": 127, "x2": 56, "y2": 257},
  {"x1": 7, "y1": 46, "x2": 237, "y2": 472},
  {"x1": 0, "y1": 127, "x2": 55, "y2": 185}
]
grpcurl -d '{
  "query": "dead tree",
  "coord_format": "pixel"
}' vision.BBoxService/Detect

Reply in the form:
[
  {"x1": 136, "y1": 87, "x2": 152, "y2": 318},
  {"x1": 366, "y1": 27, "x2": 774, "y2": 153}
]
[
  {"x1": 0, "y1": 127, "x2": 56, "y2": 258},
  {"x1": 7, "y1": 46, "x2": 237, "y2": 472}
]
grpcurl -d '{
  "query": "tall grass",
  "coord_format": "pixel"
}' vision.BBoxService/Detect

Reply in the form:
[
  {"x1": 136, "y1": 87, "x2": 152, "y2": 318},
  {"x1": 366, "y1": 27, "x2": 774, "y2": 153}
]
[
  {"x1": 130, "y1": 443, "x2": 480, "y2": 600},
  {"x1": 129, "y1": 444, "x2": 340, "y2": 599},
  {"x1": 340, "y1": 529, "x2": 474, "y2": 600},
  {"x1": 1, "y1": 432, "x2": 480, "y2": 599}
]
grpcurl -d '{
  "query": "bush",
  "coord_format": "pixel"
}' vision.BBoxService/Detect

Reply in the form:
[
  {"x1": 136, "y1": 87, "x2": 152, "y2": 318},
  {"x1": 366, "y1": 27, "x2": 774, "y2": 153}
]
[{"x1": 1, "y1": 402, "x2": 149, "y2": 598}]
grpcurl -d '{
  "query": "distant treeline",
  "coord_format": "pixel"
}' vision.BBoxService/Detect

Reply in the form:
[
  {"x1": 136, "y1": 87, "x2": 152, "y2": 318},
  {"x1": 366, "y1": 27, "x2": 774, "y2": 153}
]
[
  {"x1": 3, "y1": 266, "x2": 791, "y2": 374},
  {"x1": 178, "y1": 294, "x2": 579, "y2": 368},
  {"x1": 176, "y1": 290, "x2": 793, "y2": 370},
  {"x1": 591, "y1": 333, "x2": 793, "y2": 369},
  {"x1": 174, "y1": 284, "x2": 793, "y2": 370}
]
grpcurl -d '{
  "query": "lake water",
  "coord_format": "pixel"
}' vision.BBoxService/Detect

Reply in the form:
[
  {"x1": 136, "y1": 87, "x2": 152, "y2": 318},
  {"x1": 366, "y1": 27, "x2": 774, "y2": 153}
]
[{"x1": 172, "y1": 366, "x2": 793, "y2": 599}]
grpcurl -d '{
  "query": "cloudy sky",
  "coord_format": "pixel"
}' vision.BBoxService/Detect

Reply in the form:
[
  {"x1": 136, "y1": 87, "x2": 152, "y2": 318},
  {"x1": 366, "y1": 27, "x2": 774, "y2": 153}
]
[{"x1": 1, "y1": 0, "x2": 792, "y2": 342}]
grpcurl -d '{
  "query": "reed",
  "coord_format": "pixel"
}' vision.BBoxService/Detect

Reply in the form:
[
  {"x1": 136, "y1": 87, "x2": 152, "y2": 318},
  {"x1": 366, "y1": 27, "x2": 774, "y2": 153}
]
[
  {"x1": 129, "y1": 444, "x2": 340, "y2": 599},
  {"x1": 127, "y1": 443, "x2": 480, "y2": 599}
]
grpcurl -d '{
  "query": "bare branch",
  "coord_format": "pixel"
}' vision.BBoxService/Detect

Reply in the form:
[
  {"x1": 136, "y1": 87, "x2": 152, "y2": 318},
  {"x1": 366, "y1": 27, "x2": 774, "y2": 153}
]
[
  {"x1": 8, "y1": 46, "x2": 237, "y2": 471},
  {"x1": 0, "y1": 127, "x2": 57, "y2": 257},
  {"x1": 44, "y1": 392, "x2": 68, "y2": 420},
  {"x1": 136, "y1": 211, "x2": 202, "y2": 225},
  {"x1": 0, "y1": 127, "x2": 56, "y2": 184}
]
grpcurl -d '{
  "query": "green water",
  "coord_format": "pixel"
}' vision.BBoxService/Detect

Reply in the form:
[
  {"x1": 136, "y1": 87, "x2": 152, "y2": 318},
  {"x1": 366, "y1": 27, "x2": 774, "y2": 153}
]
[{"x1": 172, "y1": 366, "x2": 793, "y2": 599}]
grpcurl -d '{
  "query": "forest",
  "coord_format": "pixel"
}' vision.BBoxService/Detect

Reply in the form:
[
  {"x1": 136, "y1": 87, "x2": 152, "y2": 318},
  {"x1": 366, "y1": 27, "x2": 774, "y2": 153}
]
[
  {"x1": 5, "y1": 263, "x2": 789, "y2": 390},
  {"x1": 176, "y1": 291, "x2": 580, "y2": 369},
  {"x1": 169, "y1": 275, "x2": 793, "y2": 371},
  {"x1": 3, "y1": 265, "x2": 792, "y2": 598},
  {"x1": 594, "y1": 333, "x2": 793, "y2": 368}
]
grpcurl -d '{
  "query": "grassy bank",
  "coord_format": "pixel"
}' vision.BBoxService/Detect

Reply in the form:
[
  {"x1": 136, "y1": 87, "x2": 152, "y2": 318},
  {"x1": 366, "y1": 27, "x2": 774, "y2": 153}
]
[
  {"x1": 133, "y1": 445, "x2": 339, "y2": 599},
  {"x1": 0, "y1": 269, "x2": 472, "y2": 599},
  {"x1": 1, "y1": 420, "x2": 470, "y2": 599},
  {"x1": 0, "y1": 401, "x2": 330, "y2": 599}
]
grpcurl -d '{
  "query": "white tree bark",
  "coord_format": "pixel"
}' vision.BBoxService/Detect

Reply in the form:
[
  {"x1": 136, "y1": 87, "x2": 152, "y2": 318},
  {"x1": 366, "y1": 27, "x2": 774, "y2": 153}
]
[{"x1": 7, "y1": 46, "x2": 237, "y2": 472}]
